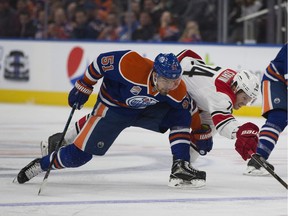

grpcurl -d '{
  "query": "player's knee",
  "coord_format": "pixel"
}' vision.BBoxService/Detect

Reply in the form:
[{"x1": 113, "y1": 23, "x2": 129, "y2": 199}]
[
  {"x1": 85, "y1": 141, "x2": 111, "y2": 156},
  {"x1": 267, "y1": 109, "x2": 287, "y2": 131},
  {"x1": 60, "y1": 144, "x2": 93, "y2": 168}
]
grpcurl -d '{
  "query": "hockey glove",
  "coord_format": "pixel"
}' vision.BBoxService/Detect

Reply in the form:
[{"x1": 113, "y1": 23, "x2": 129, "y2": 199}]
[
  {"x1": 68, "y1": 80, "x2": 93, "y2": 110},
  {"x1": 235, "y1": 122, "x2": 259, "y2": 161},
  {"x1": 190, "y1": 124, "x2": 213, "y2": 155}
]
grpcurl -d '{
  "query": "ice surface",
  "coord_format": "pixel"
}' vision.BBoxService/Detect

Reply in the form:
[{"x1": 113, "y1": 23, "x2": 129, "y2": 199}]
[{"x1": 0, "y1": 103, "x2": 287, "y2": 216}]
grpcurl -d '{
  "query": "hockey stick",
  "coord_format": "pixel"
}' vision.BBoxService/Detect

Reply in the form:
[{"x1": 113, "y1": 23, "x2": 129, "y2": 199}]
[
  {"x1": 248, "y1": 150, "x2": 288, "y2": 190},
  {"x1": 38, "y1": 103, "x2": 77, "y2": 195}
]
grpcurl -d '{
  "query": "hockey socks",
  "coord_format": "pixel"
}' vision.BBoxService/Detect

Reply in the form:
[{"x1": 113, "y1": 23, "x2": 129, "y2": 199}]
[
  {"x1": 257, "y1": 110, "x2": 287, "y2": 159},
  {"x1": 40, "y1": 144, "x2": 93, "y2": 170}
]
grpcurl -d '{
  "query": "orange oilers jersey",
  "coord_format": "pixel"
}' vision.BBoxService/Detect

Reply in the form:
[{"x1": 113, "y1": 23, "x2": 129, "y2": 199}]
[
  {"x1": 262, "y1": 44, "x2": 287, "y2": 116},
  {"x1": 83, "y1": 50, "x2": 192, "y2": 116},
  {"x1": 263, "y1": 43, "x2": 287, "y2": 86}
]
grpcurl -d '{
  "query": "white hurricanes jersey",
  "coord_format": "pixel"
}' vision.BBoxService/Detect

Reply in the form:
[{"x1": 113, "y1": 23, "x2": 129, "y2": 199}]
[{"x1": 178, "y1": 50, "x2": 240, "y2": 139}]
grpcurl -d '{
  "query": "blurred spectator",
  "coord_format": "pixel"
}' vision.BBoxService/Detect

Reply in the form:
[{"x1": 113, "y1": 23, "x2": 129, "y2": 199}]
[
  {"x1": 142, "y1": 0, "x2": 165, "y2": 29},
  {"x1": 31, "y1": 0, "x2": 45, "y2": 20},
  {"x1": 0, "y1": 0, "x2": 21, "y2": 37},
  {"x1": 97, "y1": 12, "x2": 120, "y2": 41},
  {"x1": 228, "y1": 0, "x2": 263, "y2": 43},
  {"x1": 66, "y1": 1, "x2": 77, "y2": 23},
  {"x1": 47, "y1": 7, "x2": 71, "y2": 39},
  {"x1": 130, "y1": 0, "x2": 141, "y2": 19},
  {"x1": 34, "y1": 9, "x2": 46, "y2": 39},
  {"x1": 132, "y1": 11, "x2": 155, "y2": 41},
  {"x1": 94, "y1": 0, "x2": 113, "y2": 19},
  {"x1": 180, "y1": 0, "x2": 218, "y2": 42},
  {"x1": 158, "y1": 10, "x2": 179, "y2": 41},
  {"x1": 241, "y1": 0, "x2": 263, "y2": 43},
  {"x1": 118, "y1": 11, "x2": 139, "y2": 41},
  {"x1": 1, "y1": 0, "x2": 282, "y2": 44},
  {"x1": 16, "y1": 0, "x2": 35, "y2": 15},
  {"x1": 167, "y1": 0, "x2": 189, "y2": 22},
  {"x1": 228, "y1": 0, "x2": 242, "y2": 43},
  {"x1": 178, "y1": 20, "x2": 201, "y2": 43},
  {"x1": 78, "y1": 0, "x2": 99, "y2": 23},
  {"x1": 71, "y1": 8, "x2": 98, "y2": 39},
  {"x1": 87, "y1": 8, "x2": 106, "y2": 39},
  {"x1": 18, "y1": 10, "x2": 36, "y2": 38}
]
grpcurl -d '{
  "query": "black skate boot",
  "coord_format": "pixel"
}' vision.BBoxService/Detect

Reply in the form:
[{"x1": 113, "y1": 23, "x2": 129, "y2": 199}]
[
  {"x1": 243, "y1": 154, "x2": 274, "y2": 176},
  {"x1": 40, "y1": 132, "x2": 66, "y2": 156},
  {"x1": 17, "y1": 158, "x2": 43, "y2": 184},
  {"x1": 168, "y1": 159, "x2": 206, "y2": 188}
]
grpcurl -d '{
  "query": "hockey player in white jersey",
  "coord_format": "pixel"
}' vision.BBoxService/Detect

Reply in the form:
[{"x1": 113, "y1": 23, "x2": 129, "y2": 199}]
[
  {"x1": 177, "y1": 49, "x2": 260, "y2": 163},
  {"x1": 41, "y1": 49, "x2": 261, "y2": 175}
]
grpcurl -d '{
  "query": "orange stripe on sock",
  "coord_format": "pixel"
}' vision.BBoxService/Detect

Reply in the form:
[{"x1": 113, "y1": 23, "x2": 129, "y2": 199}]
[
  {"x1": 53, "y1": 156, "x2": 62, "y2": 169},
  {"x1": 260, "y1": 131, "x2": 278, "y2": 140},
  {"x1": 169, "y1": 133, "x2": 190, "y2": 141},
  {"x1": 262, "y1": 80, "x2": 271, "y2": 114}
]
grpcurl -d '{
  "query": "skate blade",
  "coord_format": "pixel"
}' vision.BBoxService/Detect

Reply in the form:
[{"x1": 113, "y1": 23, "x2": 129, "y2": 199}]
[
  {"x1": 243, "y1": 166, "x2": 270, "y2": 176},
  {"x1": 40, "y1": 141, "x2": 48, "y2": 157},
  {"x1": 12, "y1": 176, "x2": 18, "y2": 183},
  {"x1": 168, "y1": 178, "x2": 206, "y2": 188}
]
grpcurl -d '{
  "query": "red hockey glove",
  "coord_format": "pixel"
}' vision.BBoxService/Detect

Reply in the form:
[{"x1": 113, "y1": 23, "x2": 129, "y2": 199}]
[
  {"x1": 190, "y1": 124, "x2": 213, "y2": 155},
  {"x1": 68, "y1": 80, "x2": 93, "y2": 110},
  {"x1": 235, "y1": 122, "x2": 259, "y2": 161}
]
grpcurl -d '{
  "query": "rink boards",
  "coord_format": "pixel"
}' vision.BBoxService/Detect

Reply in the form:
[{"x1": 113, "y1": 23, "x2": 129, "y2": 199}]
[{"x1": 0, "y1": 40, "x2": 281, "y2": 116}]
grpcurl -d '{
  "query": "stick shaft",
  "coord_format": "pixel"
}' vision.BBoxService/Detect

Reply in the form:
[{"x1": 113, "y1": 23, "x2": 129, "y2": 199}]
[
  {"x1": 38, "y1": 104, "x2": 77, "y2": 195},
  {"x1": 249, "y1": 150, "x2": 287, "y2": 190}
]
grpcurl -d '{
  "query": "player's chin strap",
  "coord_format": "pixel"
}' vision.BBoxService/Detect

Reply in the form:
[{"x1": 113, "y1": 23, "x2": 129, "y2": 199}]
[
  {"x1": 151, "y1": 72, "x2": 160, "y2": 92},
  {"x1": 248, "y1": 150, "x2": 287, "y2": 190}
]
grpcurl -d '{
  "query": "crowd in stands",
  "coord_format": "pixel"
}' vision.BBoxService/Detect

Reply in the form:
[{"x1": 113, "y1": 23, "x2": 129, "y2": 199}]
[{"x1": 0, "y1": 0, "x2": 277, "y2": 43}]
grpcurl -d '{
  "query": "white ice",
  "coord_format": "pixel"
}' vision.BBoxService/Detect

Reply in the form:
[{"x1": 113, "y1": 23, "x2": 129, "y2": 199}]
[{"x1": 0, "y1": 103, "x2": 287, "y2": 216}]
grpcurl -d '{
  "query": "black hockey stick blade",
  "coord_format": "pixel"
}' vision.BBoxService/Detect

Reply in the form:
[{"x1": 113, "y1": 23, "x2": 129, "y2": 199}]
[
  {"x1": 249, "y1": 150, "x2": 288, "y2": 190},
  {"x1": 38, "y1": 103, "x2": 77, "y2": 195}
]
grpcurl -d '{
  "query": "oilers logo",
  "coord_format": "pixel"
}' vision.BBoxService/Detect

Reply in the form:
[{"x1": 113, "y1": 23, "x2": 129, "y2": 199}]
[
  {"x1": 4, "y1": 50, "x2": 29, "y2": 81},
  {"x1": 274, "y1": 98, "x2": 280, "y2": 104},
  {"x1": 126, "y1": 96, "x2": 158, "y2": 109},
  {"x1": 67, "y1": 46, "x2": 89, "y2": 85}
]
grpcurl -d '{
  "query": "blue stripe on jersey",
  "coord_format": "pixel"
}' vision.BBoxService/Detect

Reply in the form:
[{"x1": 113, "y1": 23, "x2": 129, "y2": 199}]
[{"x1": 263, "y1": 44, "x2": 287, "y2": 84}]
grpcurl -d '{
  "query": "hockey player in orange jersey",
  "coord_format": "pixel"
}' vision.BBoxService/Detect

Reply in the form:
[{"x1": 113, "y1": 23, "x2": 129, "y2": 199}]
[
  {"x1": 16, "y1": 50, "x2": 206, "y2": 188},
  {"x1": 244, "y1": 43, "x2": 287, "y2": 176}
]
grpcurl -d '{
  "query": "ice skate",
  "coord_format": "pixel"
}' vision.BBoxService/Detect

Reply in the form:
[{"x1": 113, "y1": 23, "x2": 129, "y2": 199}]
[
  {"x1": 243, "y1": 154, "x2": 274, "y2": 176},
  {"x1": 168, "y1": 159, "x2": 206, "y2": 188},
  {"x1": 17, "y1": 158, "x2": 43, "y2": 184},
  {"x1": 40, "y1": 132, "x2": 66, "y2": 156}
]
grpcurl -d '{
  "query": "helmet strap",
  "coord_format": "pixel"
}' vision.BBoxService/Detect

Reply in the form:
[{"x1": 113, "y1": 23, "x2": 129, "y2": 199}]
[
  {"x1": 231, "y1": 81, "x2": 238, "y2": 94},
  {"x1": 152, "y1": 72, "x2": 159, "y2": 92}
]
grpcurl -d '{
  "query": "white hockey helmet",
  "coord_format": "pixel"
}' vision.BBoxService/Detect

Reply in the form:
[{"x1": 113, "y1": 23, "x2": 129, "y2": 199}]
[{"x1": 232, "y1": 70, "x2": 260, "y2": 101}]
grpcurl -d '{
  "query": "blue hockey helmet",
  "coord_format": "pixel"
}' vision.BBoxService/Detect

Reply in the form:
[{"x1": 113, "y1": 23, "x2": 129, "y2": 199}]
[{"x1": 153, "y1": 53, "x2": 182, "y2": 79}]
